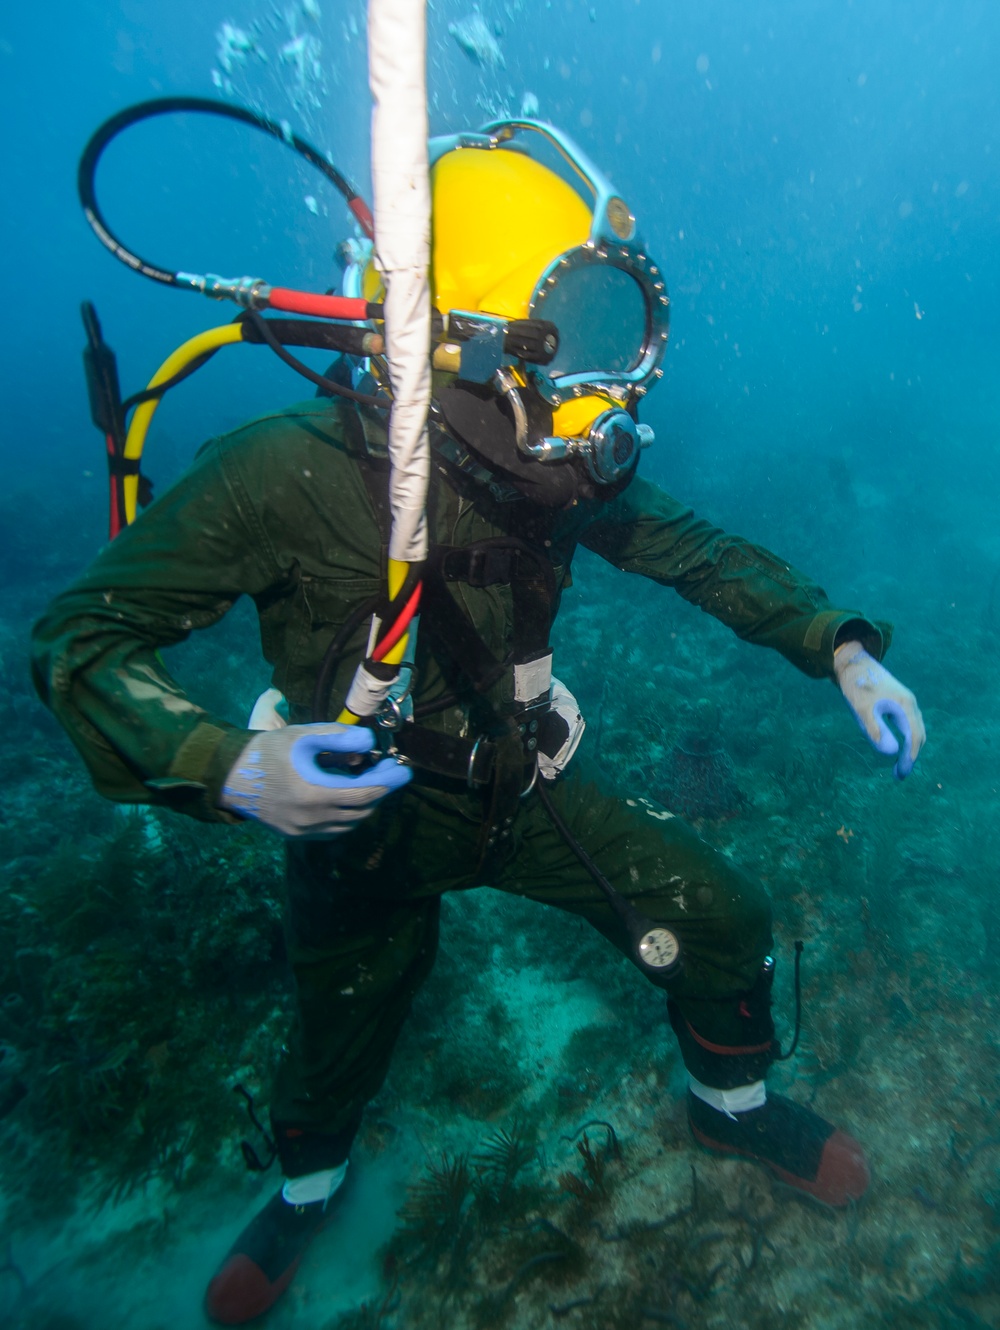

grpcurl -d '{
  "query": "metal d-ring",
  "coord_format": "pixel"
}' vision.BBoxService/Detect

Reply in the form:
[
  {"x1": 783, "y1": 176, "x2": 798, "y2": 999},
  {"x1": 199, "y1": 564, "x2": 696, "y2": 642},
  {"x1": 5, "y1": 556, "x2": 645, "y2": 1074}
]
[
  {"x1": 376, "y1": 696, "x2": 404, "y2": 730},
  {"x1": 392, "y1": 663, "x2": 418, "y2": 707}
]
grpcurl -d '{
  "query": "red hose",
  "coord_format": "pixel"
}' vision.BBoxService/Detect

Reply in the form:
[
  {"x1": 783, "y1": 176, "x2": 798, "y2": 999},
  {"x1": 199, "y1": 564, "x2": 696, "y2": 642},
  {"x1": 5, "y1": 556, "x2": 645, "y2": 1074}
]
[
  {"x1": 372, "y1": 584, "x2": 422, "y2": 662},
  {"x1": 108, "y1": 481, "x2": 122, "y2": 540},
  {"x1": 107, "y1": 433, "x2": 124, "y2": 540},
  {"x1": 267, "y1": 288, "x2": 375, "y2": 320},
  {"x1": 348, "y1": 196, "x2": 375, "y2": 239}
]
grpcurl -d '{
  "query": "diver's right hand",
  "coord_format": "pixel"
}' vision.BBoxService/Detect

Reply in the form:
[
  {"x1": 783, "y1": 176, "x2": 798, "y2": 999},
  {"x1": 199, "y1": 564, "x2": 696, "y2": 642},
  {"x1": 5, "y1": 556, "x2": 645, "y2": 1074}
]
[{"x1": 219, "y1": 723, "x2": 411, "y2": 838}]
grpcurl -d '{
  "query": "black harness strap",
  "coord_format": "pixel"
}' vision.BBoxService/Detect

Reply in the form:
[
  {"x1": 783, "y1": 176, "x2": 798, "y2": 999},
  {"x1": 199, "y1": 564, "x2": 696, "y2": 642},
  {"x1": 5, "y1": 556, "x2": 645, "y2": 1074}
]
[
  {"x1": 418, "y1": 559, "x2": 509, "y2": 697},
  {"x1": 420, "y1": 538, "x2": 555, "y2": 725},
  {"x1": 393, "y1": 726, "x2": 496, "y2": 786},
  {"x1": 106, "y1": 455, "x2": 143, "y2": 477},
  {"x1": 437, "y1": 537, "x2": 556, "y2": 663}
]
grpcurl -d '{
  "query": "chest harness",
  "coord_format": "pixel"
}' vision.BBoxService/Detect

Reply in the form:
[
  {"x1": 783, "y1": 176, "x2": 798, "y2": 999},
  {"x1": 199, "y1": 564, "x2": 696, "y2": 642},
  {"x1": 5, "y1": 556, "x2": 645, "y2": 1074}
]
[{"x1": 311, "y1": 453, "x2": 559, "y2": 857}]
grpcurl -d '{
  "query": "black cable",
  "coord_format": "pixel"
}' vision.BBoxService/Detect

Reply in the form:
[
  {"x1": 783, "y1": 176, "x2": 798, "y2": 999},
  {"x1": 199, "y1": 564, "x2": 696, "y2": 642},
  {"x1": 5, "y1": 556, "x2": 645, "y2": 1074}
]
[
  {"x1": 535, "y1": 778, "x2": 620, "y2": 909},
  {"x1": 120, "y1": 350, "x2": 220, "y2": 416},
  {"x1": 78, "y1": 96, "x2": 367, "y2": 288},
  {"x1": 245, "y1": 311, "x2": 385, "y2": 407},
  {"x1": 233, "y1": 1083, "x2": 277, "y2": 1172},
  {"x1": 412, "y1": 690, "x2": 460, "y2": 720},
  {"x1": 776, "y1": 941, "x2": 805, "y2": 1061},
  {"x1": 535, "y1": 776, "x2": 671, "y2": 976}
]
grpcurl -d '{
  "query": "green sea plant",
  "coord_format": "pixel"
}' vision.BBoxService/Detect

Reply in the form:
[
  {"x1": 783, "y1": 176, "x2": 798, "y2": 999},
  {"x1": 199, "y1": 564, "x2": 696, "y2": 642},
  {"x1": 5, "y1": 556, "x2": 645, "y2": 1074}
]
[
  {"x1": 556, "y1": 1127, "x2": 618, "y2": 1204},
  {"x1": 471, "y1": 1118, "x2": 539, "y2": 1215},
  {"x1": 393, "y1": 1118, "x2": 550, "y2": 1293},
  {"x1": 398, "y1": 1150, "x2": 474, "y2": 1262},
  {"x1": 0, "y1": 806, "x2": 289, "y2": 1213}
]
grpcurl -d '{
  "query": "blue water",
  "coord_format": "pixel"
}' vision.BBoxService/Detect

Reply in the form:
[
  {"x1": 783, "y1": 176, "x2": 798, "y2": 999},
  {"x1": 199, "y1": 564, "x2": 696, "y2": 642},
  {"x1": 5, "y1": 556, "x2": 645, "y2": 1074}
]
[{"x1": 1, "y1": 2, "x2": 998, "y2": 1327}]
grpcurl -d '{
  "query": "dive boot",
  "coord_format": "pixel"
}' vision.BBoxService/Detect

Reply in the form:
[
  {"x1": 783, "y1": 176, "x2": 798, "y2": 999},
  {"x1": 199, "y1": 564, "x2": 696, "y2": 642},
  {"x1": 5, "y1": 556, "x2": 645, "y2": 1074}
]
[
  {"x1": 687, "y1": 1090, "x2": 870, "y2": 1207},
  {"x1": 204, "y1": 1188, "x2": 335, "y2": 1324}
]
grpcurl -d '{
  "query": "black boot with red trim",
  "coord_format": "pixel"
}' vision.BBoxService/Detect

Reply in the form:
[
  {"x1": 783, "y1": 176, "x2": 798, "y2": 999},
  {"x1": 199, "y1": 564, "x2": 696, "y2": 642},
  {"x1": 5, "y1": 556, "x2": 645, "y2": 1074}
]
[
  {"x1": 685, "y1": 1088, "x2": 869, "y2": 1207},
  {"x1": 668, "y1": 960, "x2": 870, "y2": 1209},
  {"x1": 204, "y1": 1186, "x2": 336, "y2": 1325},
  {"x1": 205, "y1": 1120, "x2": 356, "y2": 1326}
]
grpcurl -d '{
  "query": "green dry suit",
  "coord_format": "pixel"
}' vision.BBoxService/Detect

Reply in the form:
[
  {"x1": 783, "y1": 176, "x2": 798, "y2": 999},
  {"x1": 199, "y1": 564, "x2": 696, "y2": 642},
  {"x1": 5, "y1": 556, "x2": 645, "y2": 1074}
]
[{"x1": 31, "y1": 400, "x2": 889, "y2": 1175}]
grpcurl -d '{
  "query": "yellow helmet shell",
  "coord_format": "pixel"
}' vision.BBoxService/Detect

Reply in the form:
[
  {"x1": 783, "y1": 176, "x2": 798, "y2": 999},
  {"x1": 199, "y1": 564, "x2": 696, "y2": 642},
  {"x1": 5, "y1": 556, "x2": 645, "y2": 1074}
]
[{"x1": 430, "y1": 148, "x2": 591, "y2": 319}]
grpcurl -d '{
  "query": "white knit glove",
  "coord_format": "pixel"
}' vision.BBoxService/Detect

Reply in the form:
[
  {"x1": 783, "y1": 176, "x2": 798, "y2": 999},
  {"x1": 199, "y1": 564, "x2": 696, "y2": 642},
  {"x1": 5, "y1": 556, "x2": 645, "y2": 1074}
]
[
  {"x1": 220, "y1": 723, "x2": 410, "y2": 838},
  {"x1": 833, "y1": 641, "x2": 926, "y2": 779}
]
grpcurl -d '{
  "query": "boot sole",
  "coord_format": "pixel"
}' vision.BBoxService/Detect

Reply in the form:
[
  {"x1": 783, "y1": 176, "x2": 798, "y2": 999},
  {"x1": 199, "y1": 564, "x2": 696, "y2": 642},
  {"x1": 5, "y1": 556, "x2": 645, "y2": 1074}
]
[{"x1": 690, "y1": 1121, "x2": 870, "y2": 1208}]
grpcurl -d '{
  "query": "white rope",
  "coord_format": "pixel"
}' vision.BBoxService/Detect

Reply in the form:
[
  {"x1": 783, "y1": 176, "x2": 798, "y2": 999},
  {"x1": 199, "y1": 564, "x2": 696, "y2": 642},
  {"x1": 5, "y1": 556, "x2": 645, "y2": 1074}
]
[{"x1": 367, "y1": 0, "x2": 431, "y2": 564}]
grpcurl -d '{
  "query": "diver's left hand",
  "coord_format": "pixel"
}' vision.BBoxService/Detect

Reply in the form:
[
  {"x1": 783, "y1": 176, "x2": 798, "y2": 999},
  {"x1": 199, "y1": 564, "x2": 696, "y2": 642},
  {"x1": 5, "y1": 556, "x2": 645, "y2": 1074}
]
[{"x1": 833, "y1": 641, "x2": 926, "y2": 779}]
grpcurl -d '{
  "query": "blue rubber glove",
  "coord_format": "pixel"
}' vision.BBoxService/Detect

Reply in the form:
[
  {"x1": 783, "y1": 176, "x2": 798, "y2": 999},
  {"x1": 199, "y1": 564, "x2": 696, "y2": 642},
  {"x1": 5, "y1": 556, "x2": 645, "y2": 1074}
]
[
  {"x1": 220, "y1": 722, "x2": 411, "y2": 837},
  {"x1": 833, "y1": 641, "x2": 926, "y2": 779}
]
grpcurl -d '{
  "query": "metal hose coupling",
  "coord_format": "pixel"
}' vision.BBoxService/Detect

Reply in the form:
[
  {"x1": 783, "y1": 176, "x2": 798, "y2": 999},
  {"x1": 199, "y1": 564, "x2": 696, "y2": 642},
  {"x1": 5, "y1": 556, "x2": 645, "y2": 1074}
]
[{"x1": 175, "y1": 272, "x2": 271, "y2": 307}]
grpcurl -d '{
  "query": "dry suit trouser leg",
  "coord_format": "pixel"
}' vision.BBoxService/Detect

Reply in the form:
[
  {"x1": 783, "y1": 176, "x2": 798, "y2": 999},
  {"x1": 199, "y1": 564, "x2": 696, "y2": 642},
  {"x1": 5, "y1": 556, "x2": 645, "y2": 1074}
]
[{"x1": 269, "y1": 763, "x2": 775, "y2": 1176}]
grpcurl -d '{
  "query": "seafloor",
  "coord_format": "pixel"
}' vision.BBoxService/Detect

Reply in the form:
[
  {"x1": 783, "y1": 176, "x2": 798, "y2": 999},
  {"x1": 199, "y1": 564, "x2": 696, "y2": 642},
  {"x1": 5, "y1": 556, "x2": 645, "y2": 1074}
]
[{"x1": 0, "y1": 435, "x2": 997, "y2": 1329}]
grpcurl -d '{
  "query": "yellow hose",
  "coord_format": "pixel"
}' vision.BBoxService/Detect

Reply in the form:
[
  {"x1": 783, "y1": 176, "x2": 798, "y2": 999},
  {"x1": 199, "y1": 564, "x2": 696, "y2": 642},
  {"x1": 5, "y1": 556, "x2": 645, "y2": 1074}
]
[
  {"x1": 123, "y1": 323, "x2": 245, "y2": 524},
  {"x1": 125, "y1": 323, "x2": 418, "y2": 729},
  {"x1": 336, "y1": 557, "x2": 416, "y2": 723}
]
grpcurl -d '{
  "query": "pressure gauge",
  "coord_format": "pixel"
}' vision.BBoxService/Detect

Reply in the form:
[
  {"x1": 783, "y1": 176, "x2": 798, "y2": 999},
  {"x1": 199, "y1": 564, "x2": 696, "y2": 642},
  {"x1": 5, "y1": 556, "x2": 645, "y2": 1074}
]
[{"x1": 638, "y1": 927, "x2": 681, "y2": 972}]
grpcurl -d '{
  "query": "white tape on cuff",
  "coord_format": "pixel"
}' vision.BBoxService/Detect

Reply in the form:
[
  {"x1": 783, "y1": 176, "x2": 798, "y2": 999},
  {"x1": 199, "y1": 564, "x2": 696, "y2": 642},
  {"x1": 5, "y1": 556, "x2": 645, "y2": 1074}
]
[
  {"x1": 537, "y1": 676, "x2": 586, "y2": 780},
  {"x1": 514, "y1": 651, "x2": 553, "y2": 703},
  {"x1": 344, "y1": 662, "x2": 399, "y2": 718},
  {"x1": 282, "y1": 1161, "x2": 348, "y2": 1206},
  {"x1": 688, "y1": 1076, "x2": 767, "y2": 1121}
]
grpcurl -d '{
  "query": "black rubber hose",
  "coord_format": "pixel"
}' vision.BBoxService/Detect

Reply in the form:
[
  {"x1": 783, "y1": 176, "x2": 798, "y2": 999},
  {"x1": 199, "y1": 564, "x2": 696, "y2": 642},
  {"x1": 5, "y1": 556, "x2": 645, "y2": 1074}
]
[
  {"x1": 244, "y1": 311, "x2": 385, "y2": 407},
  {"x1": 78, "y1": 96, "x2": 367, "y2": 288},
  {"x1": 534, "y1": 776, "x2": 674, "y2": 979},
  {"x1": 239, "y1": 317, "x2": 381, "y2": 357}
]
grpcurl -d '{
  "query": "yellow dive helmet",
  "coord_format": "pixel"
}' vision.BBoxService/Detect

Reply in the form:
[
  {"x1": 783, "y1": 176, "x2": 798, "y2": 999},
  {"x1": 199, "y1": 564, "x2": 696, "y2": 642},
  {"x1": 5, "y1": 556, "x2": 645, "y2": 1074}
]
[{"x1": 352, "y1": 120, "x2": 670, "y2": 489}]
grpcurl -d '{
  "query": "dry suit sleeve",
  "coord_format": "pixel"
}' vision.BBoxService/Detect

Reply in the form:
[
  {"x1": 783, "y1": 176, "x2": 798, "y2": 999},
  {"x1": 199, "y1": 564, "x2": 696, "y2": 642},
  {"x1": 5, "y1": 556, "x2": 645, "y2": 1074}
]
[
  {"x1": 30, "y1": 438, "x2": 280, "y2": 821},
  {"x1": 580, "y1": 476, "x2": 890, "y2": 679}
]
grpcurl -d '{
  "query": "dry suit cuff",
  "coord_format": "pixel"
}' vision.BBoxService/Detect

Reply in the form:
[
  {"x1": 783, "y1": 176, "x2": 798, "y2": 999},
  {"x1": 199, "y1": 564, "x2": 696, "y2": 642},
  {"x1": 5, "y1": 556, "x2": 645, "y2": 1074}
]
[
  {"x1": 832, "y1": 615, "x2": 893, "y2": 663},
  {"x1": 802, "y1": 611, "x2": 892, "y2": 679},
  {"x1": 149, "y1": 721, "x2": 252, "y2": 823}
]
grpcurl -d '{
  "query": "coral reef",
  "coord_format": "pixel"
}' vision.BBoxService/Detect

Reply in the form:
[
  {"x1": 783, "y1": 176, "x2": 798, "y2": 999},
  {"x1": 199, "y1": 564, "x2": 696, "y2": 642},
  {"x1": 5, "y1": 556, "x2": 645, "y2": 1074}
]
[{"x1": 654, "y1": 701, "x2": 744, "y2": 820}]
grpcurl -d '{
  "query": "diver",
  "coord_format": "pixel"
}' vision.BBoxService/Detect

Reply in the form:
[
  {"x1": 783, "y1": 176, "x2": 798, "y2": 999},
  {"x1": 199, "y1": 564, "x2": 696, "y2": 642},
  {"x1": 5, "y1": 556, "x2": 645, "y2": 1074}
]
[{"x1": 31, "y1": 123, "x2": 925, "y2": 1325}]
